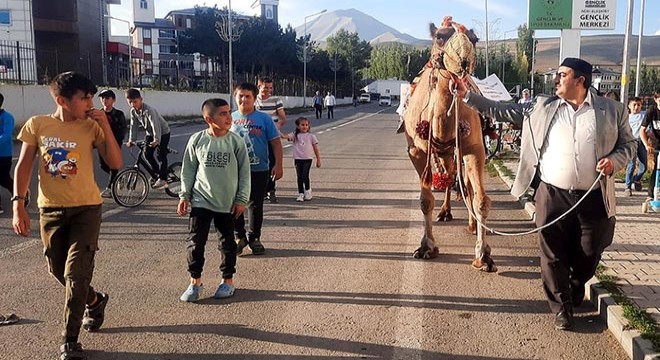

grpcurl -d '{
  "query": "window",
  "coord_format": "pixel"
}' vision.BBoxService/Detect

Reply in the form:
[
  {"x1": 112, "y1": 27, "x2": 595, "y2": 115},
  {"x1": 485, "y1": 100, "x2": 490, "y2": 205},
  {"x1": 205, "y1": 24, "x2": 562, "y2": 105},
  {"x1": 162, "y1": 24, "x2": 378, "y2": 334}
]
[
  {"x1": 143, "y1": 45, "x2": 152, "y2": 54},
  {"x1": 140, "y1": 0, "x2": 148, "y2": 9},
  {"x1": 143, "y1": 28, "x2": 151, "y2": 38},
  {"x1": 159, "y1": 45, "x2": 175, "y2": 54},
  {"x1": 158, "y1": 29, "x2": 175, "y2": 39},
  {"x1": 0, "y1": 10, "x2": 10, "y2": 25},
  {"x1": 144, "y1": 60, "x2": 153, "y2": 70},
  {"x1": 186, "y1": 18, "x2": 192, "y2": 29}
]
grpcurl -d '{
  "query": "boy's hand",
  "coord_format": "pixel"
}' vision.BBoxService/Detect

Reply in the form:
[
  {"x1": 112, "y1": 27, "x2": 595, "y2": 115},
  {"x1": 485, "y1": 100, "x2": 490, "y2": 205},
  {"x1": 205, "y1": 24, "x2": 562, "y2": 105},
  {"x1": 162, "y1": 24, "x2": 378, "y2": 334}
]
[
  {"x1": 87, "y1": 108, "x2": 108, "y2": 124},
  {"x1": 149, "y1": 139, "x2": 160, "y2": 148},
  {"x1": 126, "y1": 141, "x2": 135, "y2": 148},
  {"x1": 177, "y1": 199, "x2": 189, "y2": 216},
  {"x1": 272, "y1": 165, "x2": 283, "y2": 181},
  {"x1": 316, "y1": 159, "x2": 321, "y2": 168},
  {"x1": 12, "y1": 203, "x2": 30, "y2": 237},
  {"x1": 231, "y1": 203, "x2": 246, "y2": 219}
]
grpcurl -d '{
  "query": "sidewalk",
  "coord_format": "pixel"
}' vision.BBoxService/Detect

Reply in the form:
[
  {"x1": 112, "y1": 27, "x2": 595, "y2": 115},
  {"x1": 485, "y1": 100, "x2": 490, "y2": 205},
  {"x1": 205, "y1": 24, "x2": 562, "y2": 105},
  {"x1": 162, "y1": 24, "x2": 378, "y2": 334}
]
[{"x1": 495, "y1": 159, "x2": 660, "y2": 360}]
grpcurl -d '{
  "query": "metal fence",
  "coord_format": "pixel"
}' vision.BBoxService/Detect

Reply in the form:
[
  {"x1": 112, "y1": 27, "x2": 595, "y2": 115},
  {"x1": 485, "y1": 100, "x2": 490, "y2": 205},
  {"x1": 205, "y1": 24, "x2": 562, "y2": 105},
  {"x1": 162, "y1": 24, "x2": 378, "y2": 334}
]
[
  {"x1": 0, "y1": 40, "x2": 38, "y2": 84},
  {"x1": 1, "y1": 40, "x2": 349, "y2": 98}
]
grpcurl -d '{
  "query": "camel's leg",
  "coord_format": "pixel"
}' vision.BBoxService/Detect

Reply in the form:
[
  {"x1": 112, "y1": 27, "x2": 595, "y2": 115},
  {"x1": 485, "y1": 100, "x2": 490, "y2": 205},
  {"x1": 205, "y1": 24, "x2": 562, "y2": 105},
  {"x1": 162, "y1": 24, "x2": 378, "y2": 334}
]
[
  {"x1": 436, "y1": 156, "x2": 455, "y2": 222},
  {"x1": 463, "y1": 151, "x2": 496, "y2": 272},
  {"x1": 407, "y1": 145, "x2": 440, "y2": 259},
  {"x1": 463, "y1": 175, "x2": 477, "y2": 235}
]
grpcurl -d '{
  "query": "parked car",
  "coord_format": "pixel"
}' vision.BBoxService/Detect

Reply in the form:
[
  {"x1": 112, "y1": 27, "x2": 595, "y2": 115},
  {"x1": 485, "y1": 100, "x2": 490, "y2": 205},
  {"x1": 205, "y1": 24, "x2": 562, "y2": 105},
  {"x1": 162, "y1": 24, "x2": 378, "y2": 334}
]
[
  {"x1": 379, "y1": 95, "x2": 392, "y2": 106},
  {"x1": 359, "y1": 93, "x2": 371, "y2": 103}
]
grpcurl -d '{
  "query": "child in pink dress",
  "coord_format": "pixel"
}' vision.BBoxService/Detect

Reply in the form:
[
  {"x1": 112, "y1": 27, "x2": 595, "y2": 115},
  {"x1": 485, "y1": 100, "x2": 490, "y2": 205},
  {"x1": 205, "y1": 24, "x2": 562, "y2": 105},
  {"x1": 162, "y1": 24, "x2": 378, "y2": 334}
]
[{"x1": 281, "y1": 117, "x2": 321, "y2": 201}]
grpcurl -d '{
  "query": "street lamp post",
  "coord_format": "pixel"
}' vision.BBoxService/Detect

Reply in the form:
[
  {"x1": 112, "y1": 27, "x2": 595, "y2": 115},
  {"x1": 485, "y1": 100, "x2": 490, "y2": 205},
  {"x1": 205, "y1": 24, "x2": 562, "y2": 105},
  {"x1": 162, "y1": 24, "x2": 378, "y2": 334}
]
[
  {"x1": 484, "y1": 0, "x2": 489, "y2": 77},
  {"x1": 105, "y1": 15, "x2": 132, "y2": 86},
  {"x1": 303, "y1": 9, "x2": 326, "y2": 107},
  {"x1": 216, "y1": 0, "x2": 242, "y2": 109}
]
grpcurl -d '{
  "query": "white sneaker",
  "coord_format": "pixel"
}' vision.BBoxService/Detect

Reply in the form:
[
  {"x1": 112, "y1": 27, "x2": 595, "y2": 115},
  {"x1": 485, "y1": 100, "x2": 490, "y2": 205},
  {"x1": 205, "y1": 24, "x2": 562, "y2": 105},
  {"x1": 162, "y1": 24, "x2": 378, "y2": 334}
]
[
  {"x1": 303, "y1": 189, "x2": 312, "y2": 201},
  {"x1": 296, "y1": 193, "x2": 305, "y2": 202},
  {"x1": 152, "y1": 179, "x2": 168, "y2": 189},
  {"x1": 100, "y1": 188, "x2": 112, "y2": 198}
]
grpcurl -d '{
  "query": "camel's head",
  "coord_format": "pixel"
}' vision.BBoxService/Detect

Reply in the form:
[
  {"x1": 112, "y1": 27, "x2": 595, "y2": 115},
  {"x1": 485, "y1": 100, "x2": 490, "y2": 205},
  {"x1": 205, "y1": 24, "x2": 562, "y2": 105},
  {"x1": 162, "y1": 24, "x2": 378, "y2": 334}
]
[{"x1": 429, "y1": 17, "x2": 479, "y2": 78}]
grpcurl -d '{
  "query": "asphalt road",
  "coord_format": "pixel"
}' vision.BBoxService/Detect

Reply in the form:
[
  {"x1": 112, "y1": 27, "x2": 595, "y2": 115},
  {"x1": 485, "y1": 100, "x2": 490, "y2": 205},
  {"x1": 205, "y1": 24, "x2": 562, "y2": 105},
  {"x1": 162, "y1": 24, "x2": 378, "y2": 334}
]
[{"x1": 0, "y1": 103, "x2": 627, "y2": 359}]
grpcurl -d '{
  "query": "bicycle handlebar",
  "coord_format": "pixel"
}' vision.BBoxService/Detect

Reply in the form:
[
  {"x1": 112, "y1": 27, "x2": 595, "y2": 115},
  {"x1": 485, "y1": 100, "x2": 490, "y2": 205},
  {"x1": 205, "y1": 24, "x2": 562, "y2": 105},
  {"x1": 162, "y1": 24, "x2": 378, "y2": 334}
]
[{"x1": 131, "y1": 140, "x2": 178, "y2": 154}]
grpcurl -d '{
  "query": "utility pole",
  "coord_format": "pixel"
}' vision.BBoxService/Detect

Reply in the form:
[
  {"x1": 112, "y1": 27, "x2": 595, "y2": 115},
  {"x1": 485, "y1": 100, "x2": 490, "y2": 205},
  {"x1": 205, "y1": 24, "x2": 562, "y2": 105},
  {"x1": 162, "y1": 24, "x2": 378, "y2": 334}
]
[
  {"x1": 634, "y1": 0, "x2": 646, "y2": 96},
  {"x1": 620, "y1": 0, "x2": 634, "y2": 103},
  {"x1": 216, "y1": 0, "x2": 242, "y2": 109}
]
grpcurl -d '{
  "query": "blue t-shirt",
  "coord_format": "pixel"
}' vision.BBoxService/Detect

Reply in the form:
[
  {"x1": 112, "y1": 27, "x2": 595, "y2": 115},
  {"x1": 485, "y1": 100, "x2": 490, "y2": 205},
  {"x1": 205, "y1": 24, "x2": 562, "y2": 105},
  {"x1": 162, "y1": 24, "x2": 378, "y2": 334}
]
[
  {"x1": 231, "y1": 109, "x2": 279, "y2": 172},
  {"x1": 0, "y1": 109, "x2": 15, "y2": 157}
]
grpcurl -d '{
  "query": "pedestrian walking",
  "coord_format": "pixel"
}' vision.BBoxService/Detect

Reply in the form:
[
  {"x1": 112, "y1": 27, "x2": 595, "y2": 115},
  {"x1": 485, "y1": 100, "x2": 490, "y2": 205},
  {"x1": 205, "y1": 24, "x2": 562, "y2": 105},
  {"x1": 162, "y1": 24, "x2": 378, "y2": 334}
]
[
  {"x1": 231, "y1": 82, "x2": 283, "y2": 255},
  {"x1": 324, "y1": 92, "x2": 336, "y2": 119},
  {"x1": 97, "y1": 89, "x2": 127, "y2": 198},
  {"x1": 178, "y1": 98, "x2": 251, "y2": 302},
  {"x1": 125, "y1": 88, "x2": 171, "y2": 190},
  {"x1": 312, "y1": 91, "x2": 323, "y2": 119},
  {"x1": 454, "y1": 57, "x2": 636, "y2": 330},
  {"x1": 623, "y1": 96, "x2": 647, "y2": 196},
  {"x1": 640, "y1": 90, "x2": 660, "y2": 200},
  {"x1": 12, "y1": 71, "x2": 123, "y2": 360},
  {"x1": 280, "y1": 117, "x2": 321, "y2": 202},
  {"x1": 518, "y1": 88, "x2": 532, "y2": 104},
  {"x1": 0, "y1": 92, "x2": 15, "y2": 214},
  {"x1": 255, "y1": 78, "x2": 287, "y2": 204}
]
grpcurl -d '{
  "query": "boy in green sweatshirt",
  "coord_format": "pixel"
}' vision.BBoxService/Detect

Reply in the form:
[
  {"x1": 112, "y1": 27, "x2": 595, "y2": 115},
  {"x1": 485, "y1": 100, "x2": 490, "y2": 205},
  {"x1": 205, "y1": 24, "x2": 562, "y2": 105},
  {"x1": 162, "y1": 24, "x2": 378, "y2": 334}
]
[{"x1": 177, "y1": 98, "x2": 251, "y2": 302}]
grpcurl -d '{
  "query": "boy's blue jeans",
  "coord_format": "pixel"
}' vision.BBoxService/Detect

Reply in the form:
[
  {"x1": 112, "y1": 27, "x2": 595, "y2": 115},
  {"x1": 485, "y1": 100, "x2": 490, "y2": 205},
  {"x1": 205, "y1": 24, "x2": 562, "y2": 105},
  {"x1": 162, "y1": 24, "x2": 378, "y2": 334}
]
[{"x1": 625, "y1": 139, "x2": 647, "y2": 189}]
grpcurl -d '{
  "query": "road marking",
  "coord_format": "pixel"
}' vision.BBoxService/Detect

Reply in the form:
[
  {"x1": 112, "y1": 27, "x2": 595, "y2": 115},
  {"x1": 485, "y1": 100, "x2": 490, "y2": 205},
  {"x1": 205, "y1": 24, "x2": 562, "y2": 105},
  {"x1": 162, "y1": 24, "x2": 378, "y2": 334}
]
[{"x1": 392, "y1": 197, "x2": 425, "y2": 359}]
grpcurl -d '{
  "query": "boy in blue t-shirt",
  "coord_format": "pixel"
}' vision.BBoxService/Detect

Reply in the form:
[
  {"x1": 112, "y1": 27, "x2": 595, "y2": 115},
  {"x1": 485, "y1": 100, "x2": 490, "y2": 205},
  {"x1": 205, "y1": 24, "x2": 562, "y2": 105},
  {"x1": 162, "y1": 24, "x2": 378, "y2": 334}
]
[
  {"x1": 0, "y1": 92, "x2": 15, "y2": 214},
  {"x1": 624, "y1": 97, "x2": 647, "y2": 196},
  {"x1": 230, "y1": 83, "x2": 283, "y2": 255}
]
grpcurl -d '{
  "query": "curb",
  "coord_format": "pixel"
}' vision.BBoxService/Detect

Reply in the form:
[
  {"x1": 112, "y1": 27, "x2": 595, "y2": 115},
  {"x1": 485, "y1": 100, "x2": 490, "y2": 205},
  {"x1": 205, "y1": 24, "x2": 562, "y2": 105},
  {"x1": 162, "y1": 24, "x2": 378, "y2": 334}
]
[{"x1": 491, "y1": 162, "x2": 660, "y2": 360}]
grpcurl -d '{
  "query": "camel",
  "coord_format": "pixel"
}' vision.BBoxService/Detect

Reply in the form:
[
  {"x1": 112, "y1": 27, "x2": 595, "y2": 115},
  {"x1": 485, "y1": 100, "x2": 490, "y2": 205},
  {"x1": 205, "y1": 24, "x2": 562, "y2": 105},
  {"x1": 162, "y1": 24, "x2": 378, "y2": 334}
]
[{"x1": 402, "y1": 17, "x2": 496, "y2": 272}]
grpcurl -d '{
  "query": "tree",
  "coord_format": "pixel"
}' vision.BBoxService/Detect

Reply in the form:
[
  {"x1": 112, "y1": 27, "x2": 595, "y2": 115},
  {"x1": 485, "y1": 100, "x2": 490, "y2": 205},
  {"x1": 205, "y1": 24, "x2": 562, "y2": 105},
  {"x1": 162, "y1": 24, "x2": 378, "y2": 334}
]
[
  {"x1": 326, "y1": 29, "x2": 372, "y2": 93},
  {"x1": 364, "y1": 43, "x2": 408, "y2": 80},
  {"x1": 515, "y1": 24, "x2": 535, "y2": 87}
]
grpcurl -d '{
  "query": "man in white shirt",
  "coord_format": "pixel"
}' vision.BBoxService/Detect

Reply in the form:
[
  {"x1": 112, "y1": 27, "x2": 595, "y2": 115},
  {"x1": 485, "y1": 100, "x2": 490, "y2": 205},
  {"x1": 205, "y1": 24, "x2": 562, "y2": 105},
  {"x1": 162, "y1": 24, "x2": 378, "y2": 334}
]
[
  {"x1": 518, "y1": 88, "x2": 532, "y2": 104},
  {"x1": 324, "y1": 92, "x2": 336, "y2": 119},
  {"x1": 255, "y1": 78, "x2": 286, "y2": 203},
  {"x1": 454, "y1": 58, "x2": 636, "y2": 331}
]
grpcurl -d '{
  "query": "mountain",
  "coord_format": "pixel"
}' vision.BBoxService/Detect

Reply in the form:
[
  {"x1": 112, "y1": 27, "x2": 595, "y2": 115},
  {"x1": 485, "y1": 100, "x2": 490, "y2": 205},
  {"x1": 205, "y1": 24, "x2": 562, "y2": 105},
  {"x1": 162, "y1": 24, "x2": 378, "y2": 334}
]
[
  {"x1": 293, "y1": 8, "x2": 423, "y2": 45},
  {"x1": 483, "y1": 34, "x2": 660, "y2": 71},
  {"x1": 293, "y1": 8, "x2": 660, "y2": 69}
]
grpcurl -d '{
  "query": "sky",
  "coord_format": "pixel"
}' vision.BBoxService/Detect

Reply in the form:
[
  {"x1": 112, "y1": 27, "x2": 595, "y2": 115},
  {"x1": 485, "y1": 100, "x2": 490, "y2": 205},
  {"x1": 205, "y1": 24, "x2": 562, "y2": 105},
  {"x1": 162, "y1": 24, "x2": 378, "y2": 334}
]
[{"x1": 109, "y1": 0, "x2": 660, "y2": 40}]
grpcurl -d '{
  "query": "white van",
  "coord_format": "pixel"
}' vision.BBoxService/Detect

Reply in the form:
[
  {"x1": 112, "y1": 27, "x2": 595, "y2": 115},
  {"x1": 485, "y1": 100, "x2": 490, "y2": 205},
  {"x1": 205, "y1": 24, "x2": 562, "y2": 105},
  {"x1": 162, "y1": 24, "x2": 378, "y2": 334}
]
[{"x1": 359, "y1": 93, "x2": 371, "y2": 103}]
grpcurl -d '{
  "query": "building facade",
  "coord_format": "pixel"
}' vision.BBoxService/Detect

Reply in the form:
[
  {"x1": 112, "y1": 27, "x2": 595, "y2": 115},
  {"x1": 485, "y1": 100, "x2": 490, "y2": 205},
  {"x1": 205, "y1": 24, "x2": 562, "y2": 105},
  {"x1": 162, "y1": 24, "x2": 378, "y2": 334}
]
[{"x1": 0, "y1": 0, "x2": 36, "y2": 83}]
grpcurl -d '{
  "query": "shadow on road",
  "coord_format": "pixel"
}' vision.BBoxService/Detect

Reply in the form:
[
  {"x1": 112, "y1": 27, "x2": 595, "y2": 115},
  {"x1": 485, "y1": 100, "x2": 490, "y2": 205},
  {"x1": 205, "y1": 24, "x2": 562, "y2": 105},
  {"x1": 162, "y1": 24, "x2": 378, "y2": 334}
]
[{"x1": 97, "y1": 323, "x2": 531, "y2": 360}]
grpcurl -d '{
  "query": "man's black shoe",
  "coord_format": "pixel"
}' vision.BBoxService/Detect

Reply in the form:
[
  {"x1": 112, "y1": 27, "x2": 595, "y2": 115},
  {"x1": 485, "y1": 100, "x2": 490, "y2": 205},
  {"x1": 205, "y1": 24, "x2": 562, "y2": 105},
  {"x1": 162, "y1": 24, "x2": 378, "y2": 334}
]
[
  {"x1": 554, "y1": 309, "x2": 574, "y2": 330},
  {"x1": 82, "y1": 292, "x2": 109, "y2": 332},
  {"x1": 60, "y1": 342, "x2": 85, "y2": 360},
  {"x1": 267, "y1": 191, "x2": 278, "y2": 203}
]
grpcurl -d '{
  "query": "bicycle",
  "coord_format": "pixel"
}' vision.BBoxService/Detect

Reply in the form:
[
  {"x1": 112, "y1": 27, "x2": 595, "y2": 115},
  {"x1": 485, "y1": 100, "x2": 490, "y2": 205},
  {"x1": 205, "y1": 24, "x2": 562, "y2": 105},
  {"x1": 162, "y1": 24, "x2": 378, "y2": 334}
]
[
  {"x1": 483, "y1": 118, "x2": 521, "y2": 159},
  {"x1": 111, "y1": 140, "x2": 182, "y2": 207}
]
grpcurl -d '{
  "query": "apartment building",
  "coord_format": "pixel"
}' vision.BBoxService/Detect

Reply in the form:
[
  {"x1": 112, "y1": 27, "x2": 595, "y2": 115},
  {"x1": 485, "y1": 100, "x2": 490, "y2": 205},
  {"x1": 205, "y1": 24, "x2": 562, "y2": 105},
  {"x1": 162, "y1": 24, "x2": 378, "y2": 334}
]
[{"x1": 0, "y1": 0, "x2": 36, "y2": 82}]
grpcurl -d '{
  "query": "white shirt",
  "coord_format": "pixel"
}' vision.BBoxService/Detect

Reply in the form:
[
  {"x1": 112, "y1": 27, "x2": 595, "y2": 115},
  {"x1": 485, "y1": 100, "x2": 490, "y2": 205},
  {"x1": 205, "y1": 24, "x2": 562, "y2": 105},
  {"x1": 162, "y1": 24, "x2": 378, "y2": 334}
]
[
  {"x1": 539, "y1": 91, "x2": 599, "y2": 191},
  {"x1": 324, "y1": 95, "x2": 336, "y2": 106}
]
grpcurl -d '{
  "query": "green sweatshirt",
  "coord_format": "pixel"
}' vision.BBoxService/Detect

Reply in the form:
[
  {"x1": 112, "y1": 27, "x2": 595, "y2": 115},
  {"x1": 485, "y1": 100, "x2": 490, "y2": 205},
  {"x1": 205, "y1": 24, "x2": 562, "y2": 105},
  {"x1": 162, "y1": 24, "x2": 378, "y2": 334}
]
[{"x1": 180, "y1": 130, "x2": 251, "y2": 212}]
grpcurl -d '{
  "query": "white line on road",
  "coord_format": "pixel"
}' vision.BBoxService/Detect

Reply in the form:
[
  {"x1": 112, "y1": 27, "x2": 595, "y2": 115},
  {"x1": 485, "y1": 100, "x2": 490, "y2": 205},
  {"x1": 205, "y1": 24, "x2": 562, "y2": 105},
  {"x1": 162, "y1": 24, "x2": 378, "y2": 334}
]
[{"x1": 392, "y1": 197, "x2": 425, "y2": 360}]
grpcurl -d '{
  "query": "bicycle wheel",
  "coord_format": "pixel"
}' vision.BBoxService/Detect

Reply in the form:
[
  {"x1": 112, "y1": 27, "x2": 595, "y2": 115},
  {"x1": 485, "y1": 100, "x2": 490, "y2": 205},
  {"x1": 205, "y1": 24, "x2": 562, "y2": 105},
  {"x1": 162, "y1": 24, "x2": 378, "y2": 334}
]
[
  {"x1": 112, "y1": 168, "x2": 149, "y2": 207},
  {"x1": 484, "y1": 123, "x2": 502, "y2": 160},
  {"x1": 165, "y1": 162, "x2": 182, "y2": 198}
]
